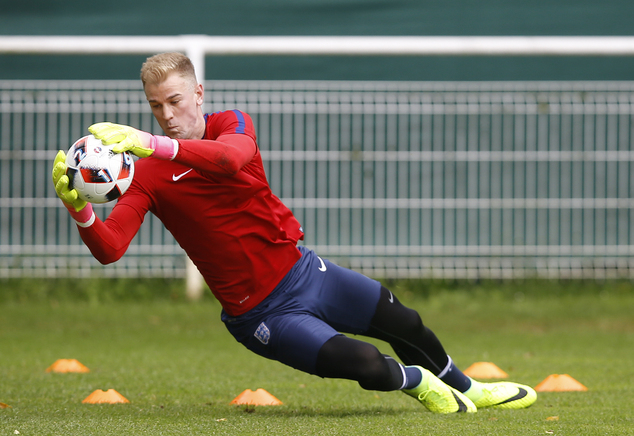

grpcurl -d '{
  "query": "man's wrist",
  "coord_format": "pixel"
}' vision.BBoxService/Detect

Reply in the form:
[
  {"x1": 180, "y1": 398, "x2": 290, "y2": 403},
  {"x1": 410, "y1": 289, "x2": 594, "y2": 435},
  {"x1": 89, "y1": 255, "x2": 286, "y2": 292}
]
[
  {"x1": 64, "y1": 202, "x2": 95, "y2": 227},
  {"x1": 151, "y1": 136, "x2": 178, "y2": 160}
]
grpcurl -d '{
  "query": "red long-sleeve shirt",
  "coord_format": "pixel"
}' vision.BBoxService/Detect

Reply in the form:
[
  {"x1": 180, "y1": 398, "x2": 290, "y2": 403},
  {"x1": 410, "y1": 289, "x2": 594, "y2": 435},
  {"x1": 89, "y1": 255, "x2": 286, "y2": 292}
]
[{"x1": 78, "y1": 110, "x2": 304, "y2": 316}]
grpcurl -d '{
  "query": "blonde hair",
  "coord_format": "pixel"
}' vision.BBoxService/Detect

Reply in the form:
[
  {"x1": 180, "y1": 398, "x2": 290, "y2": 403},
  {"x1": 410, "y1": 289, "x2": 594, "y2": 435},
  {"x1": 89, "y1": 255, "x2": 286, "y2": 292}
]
[{"x1": 140, "y1": 52, "x2": 197, "y2": 90}]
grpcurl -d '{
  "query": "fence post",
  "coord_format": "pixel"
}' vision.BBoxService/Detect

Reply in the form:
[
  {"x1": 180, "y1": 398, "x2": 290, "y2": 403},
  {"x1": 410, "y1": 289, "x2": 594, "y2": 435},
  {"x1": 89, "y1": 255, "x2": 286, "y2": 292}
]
[
  {"x1": 182, "y1": 35, "x2": 206, "y2": 85},
  {"x1": 185, "y1": 255, "x2": 204, "y2": 301}
]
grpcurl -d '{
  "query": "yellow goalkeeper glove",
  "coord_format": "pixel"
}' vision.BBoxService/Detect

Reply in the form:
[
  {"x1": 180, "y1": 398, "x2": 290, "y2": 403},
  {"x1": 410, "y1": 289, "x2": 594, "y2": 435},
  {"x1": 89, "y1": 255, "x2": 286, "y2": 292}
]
[
  {"x1": 52, "y1": 150, "x2": 87, "y2": 212},
  {"x1": 52, "y1": 150, "x2": 95, "y2": 226},
  {"x1": 89, "y1": 122, "x2": 177, "y2": 160}
]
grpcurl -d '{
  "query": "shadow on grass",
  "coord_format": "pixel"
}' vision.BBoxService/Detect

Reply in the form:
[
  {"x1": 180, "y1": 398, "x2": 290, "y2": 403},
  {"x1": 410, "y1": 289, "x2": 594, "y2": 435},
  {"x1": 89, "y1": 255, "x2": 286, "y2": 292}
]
[{"x1": 226, "y1": 404, "x2": 413, "y2": 418}]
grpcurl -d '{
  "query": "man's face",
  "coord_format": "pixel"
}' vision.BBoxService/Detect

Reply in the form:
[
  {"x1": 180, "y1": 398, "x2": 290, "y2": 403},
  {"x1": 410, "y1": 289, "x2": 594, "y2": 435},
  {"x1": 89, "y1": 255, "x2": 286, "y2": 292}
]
[{"x1": 144, "y1": 72, "x2": 205, "y2": 140}]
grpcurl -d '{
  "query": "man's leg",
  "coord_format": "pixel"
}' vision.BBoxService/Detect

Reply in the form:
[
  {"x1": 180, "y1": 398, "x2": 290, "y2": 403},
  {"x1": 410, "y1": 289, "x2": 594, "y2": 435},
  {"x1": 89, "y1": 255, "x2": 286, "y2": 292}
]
[
  {"x1": 364, "y1": 286, "x2": 472, "y2": 391},
  {"x1": 315, "y1": 334, "x2": 476, "y2": 413},
  {"x1": 364, "y1": 286, "x2": 537, "y2": 410},
  {"x1": 281, "y1": 250, "x2": 475, "y2": 413},
  {"x1": 315, "y1": 335, "x2": 412, "y2": 391}
]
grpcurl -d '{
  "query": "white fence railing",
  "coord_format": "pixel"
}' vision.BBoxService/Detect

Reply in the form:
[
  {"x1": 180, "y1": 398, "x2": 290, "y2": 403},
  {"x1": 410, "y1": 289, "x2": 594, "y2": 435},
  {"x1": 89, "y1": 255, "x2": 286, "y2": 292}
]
[
  {"x1": 2, "y1": 36, "x2": 634, "y2": 282},
  {"x1": 1, "y1": 79, "x2": 633, "y2": 280}
]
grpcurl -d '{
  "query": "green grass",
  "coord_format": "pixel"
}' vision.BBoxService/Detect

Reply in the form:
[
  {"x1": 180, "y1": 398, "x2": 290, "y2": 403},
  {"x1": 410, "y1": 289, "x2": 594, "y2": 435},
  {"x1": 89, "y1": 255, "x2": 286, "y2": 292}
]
[{"x1": 1, "y1": 281, "x2": 634, "y2": 435}]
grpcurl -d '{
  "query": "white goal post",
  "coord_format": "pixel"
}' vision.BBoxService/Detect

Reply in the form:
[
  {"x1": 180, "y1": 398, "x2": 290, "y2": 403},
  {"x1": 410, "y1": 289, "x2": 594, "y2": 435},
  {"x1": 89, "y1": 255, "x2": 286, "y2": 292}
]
[{"x1": 2, "y1": 35, "x2": 634, "y2": 83}]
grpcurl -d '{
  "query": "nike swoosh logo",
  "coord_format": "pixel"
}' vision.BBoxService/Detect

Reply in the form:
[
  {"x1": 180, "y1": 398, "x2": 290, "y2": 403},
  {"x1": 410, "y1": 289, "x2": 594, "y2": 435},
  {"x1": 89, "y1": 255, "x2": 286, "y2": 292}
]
[
  {"x1": 172, "y1": 168, "x2": 193, "y2": 181},
  {"x1": 388, "y1": 290, "x2": 394, "y2": 303},
  {"x1": 317, "y1": 256, "x2": 327, "y2": 272},
  {"x1": 451, "y1": 391, "x2": 469, "y2": 412},
  {"x1": 495, "y1": 388, "x2": 528, "y2": 405}
]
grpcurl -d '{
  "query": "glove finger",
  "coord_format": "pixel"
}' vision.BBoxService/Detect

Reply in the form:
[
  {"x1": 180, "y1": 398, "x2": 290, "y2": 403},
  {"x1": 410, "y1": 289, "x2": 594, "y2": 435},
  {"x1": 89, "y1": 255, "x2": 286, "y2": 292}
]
[
  {"x1": 55, "y1": 175, "x2": 78, "y2": 203},
  {"x1": 96, "y1": 130, "x2": 126, "y2": 145},
  {"x1": 61, "y1": 189, "x2": 78, "y2": 204},
  {"x1": 112, "y1": 139, "x2": 132, "y2": 154},
  {"x1": 52, "y1": 161, "x2": 67, "y2": 184},
  {"x1": 88, "y1": 122, "x2": 113, "y2": 136},
  {"x1": 89, "y1": 122, "x2": 127, "y2": 144},
  {"x1": 102, "y1": 132, "x2": 128, "y2": 145},
  {"x1": 54, "y1": 150, "x2": 66, "y2": 166},
  {"x1": 54, "y1": 174, "x2": 69, "y2": 195},
  {"x1": 71, "y1": 199, "x2": 88, "y2": 213}
]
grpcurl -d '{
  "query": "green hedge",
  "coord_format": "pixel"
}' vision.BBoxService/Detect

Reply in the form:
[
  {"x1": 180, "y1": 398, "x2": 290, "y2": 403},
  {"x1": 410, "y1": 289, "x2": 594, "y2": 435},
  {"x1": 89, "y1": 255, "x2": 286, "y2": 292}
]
[
  {"x1": 0, "y1": 278, "x2": 213, "y2": 304},
  {"x1": 2, "y1": 277, "x2": 633, "y2": 304}
]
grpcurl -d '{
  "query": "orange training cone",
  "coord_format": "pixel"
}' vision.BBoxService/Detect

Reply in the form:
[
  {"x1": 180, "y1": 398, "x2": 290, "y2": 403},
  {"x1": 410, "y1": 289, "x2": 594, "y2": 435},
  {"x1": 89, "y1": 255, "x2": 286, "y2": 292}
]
[
  {"x1": 535, "y1": 374, "x2": 588, "y2": 392},
  {"x1": 230, "y1": 389, "x2": 283, "y2": 406},
  {"x1": 46, "y1": 359, "x2": 90, "y2": 373},
  {"x1": 463, "y1": 362, "x2": 509, "y2": 379},
  {"x1": 82, "y1": 389, "x2": 130, "y2": 404}
]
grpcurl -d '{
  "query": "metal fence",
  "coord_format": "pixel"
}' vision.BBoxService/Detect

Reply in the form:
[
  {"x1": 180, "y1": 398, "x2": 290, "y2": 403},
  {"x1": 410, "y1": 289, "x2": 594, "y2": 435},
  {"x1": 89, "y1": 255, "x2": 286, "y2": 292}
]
[{"x1": 1, "y1": 80, "x2": 633, "y2": 280}]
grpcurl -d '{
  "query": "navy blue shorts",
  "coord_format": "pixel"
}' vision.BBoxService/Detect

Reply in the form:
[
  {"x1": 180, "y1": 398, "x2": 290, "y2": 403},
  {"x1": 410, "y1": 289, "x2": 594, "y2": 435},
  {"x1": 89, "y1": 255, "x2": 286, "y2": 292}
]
[{"x1": 221, "y1": 246, "x2": 381, "y2": 374}]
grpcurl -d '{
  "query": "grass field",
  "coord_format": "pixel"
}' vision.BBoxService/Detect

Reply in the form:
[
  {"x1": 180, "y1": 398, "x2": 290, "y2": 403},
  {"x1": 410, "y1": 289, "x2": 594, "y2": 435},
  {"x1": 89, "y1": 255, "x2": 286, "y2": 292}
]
[{"x1": 1, "y1": 280, "x2": 633, "y2": 435}]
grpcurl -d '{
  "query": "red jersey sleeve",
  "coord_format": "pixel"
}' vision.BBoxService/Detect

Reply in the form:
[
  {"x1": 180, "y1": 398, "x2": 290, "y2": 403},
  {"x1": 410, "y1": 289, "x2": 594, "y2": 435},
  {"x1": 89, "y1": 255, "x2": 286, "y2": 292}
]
[
  {"x1": 173, "y1": 110, "x2": 257, "y2": 175},
  {"x1": 76, "y1": 202, "x2": 146, "y2": 264}
]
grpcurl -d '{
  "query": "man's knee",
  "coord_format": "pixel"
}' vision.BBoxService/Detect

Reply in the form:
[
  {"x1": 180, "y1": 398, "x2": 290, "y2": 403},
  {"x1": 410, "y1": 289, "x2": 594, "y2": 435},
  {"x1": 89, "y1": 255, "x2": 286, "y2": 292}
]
[
  {"x1": 316, "y1": 336, "x2": 384, "y2": 377},
  {"x1": 371, "y1": 286, "x2": 425, "y2": 337},
  {"x1": 315, "y1": 335, "x2": 403, "y2": 391}
]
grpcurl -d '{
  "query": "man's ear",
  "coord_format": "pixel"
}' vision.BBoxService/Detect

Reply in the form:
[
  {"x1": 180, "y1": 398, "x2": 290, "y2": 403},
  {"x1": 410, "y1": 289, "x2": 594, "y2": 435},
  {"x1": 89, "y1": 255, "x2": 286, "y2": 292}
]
[{"x1": 195, "y1": 83, "x2": 204, "y2": 106}]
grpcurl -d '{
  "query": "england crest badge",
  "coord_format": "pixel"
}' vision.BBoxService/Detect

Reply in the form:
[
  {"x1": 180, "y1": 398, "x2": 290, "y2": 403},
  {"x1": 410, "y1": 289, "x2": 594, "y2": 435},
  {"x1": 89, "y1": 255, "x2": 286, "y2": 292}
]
[{"x1": 254, "y1": 322, "x2": 271, "y2": 345}]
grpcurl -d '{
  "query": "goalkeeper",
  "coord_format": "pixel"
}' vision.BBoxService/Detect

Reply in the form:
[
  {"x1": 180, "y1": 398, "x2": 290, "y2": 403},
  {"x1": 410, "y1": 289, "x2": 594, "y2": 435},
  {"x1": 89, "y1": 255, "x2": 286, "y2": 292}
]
[{"x1": 52, "y1": 52, "x2": 536, "y2": 414}]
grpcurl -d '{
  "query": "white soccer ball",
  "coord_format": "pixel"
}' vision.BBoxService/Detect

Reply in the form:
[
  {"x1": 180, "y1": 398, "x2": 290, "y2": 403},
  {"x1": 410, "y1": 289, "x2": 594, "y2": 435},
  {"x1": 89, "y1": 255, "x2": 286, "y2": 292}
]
[{"x1": 65, "y1": 134, "x2": 135, "y2": 204}]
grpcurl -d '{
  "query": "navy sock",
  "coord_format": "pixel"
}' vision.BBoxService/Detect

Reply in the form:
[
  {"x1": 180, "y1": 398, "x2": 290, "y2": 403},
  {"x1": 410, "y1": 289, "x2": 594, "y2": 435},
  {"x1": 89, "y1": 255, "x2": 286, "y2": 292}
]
[
  {"x1": 438, "y1": 356, "x2": 472, "y2": 392},
  {"x1": 403, "y1": 365, "x2": 423, "y2": 389},
  {"x1": 384, "y1": 356, "x2": 422, "y2": 390}
]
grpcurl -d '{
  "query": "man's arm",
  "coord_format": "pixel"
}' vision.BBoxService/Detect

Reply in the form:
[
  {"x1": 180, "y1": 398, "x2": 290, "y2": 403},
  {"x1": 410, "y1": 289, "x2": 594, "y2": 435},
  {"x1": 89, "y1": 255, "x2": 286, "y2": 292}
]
[
  {"x1": 76, "y1": 204, "x2": 143, "y2": 264},
  {"x1": 89, "y1": 124, "x2": 257, "y2": 176},
  {"x1": 52, "y1": 149, "x2": 144, "y2": 264},
  {"x1": 173, "y1": 133, "x2": 256, "y2": 175}
]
